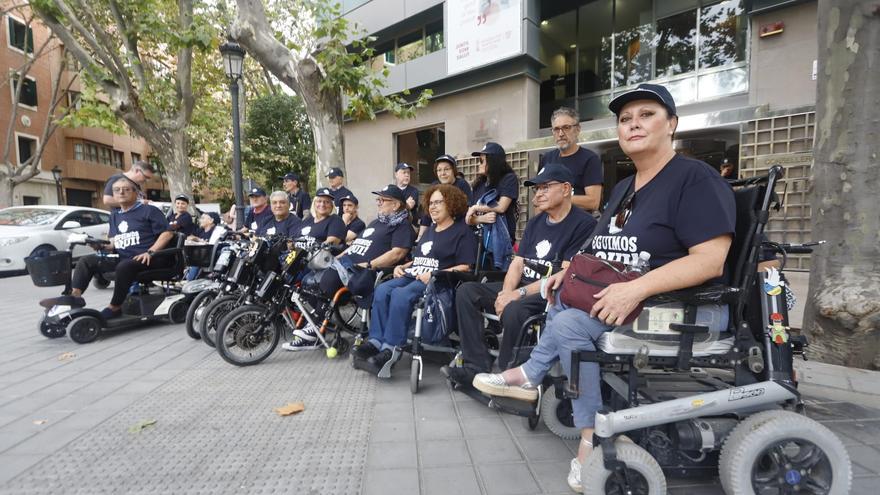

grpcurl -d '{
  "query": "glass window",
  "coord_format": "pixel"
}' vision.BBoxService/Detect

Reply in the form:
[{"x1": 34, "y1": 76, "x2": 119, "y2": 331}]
[
  {"x1": 7, "y1": 16, "x2": 34, "y2": 54},
  {"x1": 538, "y1": 11, "x2": 577, "y2": 127},
  {"x1": 425, "y1": 20, "x2": 444, "y2": 54},
  {"x1": 132, "y1": 152, "x2": 141, "y2": 163},
  {"x1": 396, "y1": 29, "x2": 425, "y2": 64},
  {"x1": 655, "y1": 10, "x2": 697, "y2": 78},
  {"x1": 699, "y1": 0, "x2": 746, "y2": 69},
  {"x1": 12, "y1": 75, "x2": 38, "y2": 107},
  {"x1": 577, "y1": 1, "x2": 613, "y2": 94},
  {"x1": 99, "y1": 147, "x2": 111, "y2": 165},
  {"x1": 113, "y1": 150, "x2": 124, "y2": 169},
  {"x1": 87, "y1": 144, "x2": 98, "y2": 163},
  {"x1": 74, "y1": 143, "x2": 84, "y2": 161},
  {"x1": 613, "y1": 0, "x2": 654, "y2": 88},
  {"x1": 17, "y1": 135, "x2": 36, "y2": 165}
]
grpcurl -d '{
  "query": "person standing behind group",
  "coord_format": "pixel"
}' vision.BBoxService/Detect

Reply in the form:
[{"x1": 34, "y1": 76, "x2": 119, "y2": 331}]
[
  {"x1": 326, "y1": 167, "x2": 353, "y2": 211},
  {"x1": 393, "y1": 162, "x2": 420, "y2": 223},
  {"x1": 418, "y1": 154, "x2": 473, "y2": 240},
  {"x1": 102, "y1": 160, "x2": 156, "y2": 208},
  {"x1": 467, "y1": 142, "x2": 519, "y2": 269},
  {"x1": 167, "y1": 194, "x2": 195, "y2": 236},
  {"x1": 340, "y1": 195, "x2": 366, "y2": 244},
  {"x1": 238, "y1": 187, "x2": 272, "y2": 232},
  {"x1": 540, "y1": 107, "x2": 603, "y2": 212},
  {"x1": 281, "y1": 172, "x2": 311, "y2": 218}
]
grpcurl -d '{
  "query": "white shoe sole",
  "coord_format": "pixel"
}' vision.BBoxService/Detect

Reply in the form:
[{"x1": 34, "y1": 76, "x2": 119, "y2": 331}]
[{"x1": 472, "y1": 374, "x2": 538, "y2": 402}]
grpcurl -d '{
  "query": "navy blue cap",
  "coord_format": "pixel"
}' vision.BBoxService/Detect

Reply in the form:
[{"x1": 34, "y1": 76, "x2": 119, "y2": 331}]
[
  {"x1": 247, "y1": 187, "x2": 267, "y2": 197},
  {"x1": 280, "y1": 172, "x2": 300, "y2": 181},
  {"x1": 174, "y1": 194, "x2": 190, "y2": 203},
  {"x1": 340, "y1": 194, "x2": 358, "y2": 206},
  {"x1": 395, "y1": 163, "x2": 414, "y2": 172},
  {"x1": 315, "y1": 187, "x2": 335, "y2": 199},
  {"x1": 524, "y1": 163, "x2": 575, "y2": 187},
  {"x1": 608, "y1": 83, "x2": 677, "y2": 116},
  {"x1": 372, "y1": 184, "x2": 406, "y2": 203},
  {"x1": 326, "y1": 167, "x2": 344, "y2": 178},
  {"x1": 206, "y1": 212, "x2": 221, "y2": 225},
  {"x1": 435, "y1": 154, "x2": 457, "y2": 167},
  {"x1": 471, "y1": 142, "x2": 505, "y2": 157}
]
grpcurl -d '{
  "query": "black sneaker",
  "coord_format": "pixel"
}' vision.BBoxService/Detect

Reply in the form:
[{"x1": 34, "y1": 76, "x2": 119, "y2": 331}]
[
  {"x1": 367, "y1": 348, "x2": 394, "y2": 369},
  {"x1": 441, "y1": 366, "x2": 478, "y2": 387},
  {"x1": 351, "y1": 341, "x2": 379, "y2": 360}
]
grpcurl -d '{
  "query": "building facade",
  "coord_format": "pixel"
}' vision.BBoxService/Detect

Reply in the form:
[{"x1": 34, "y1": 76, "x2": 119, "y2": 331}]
[
  {"x1": 342, "y1": 0, "x2": 819, "y2": 268},
  {"x1": 1, "y1": 2, "x2": 159, "y2": 209}
]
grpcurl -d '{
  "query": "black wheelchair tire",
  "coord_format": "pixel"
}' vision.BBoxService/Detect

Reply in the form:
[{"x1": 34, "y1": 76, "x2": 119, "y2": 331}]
[
  {"x1": 215, "y1": 305, "x2": 281, "y2": 367},
  {"x1": 541, "y1": 393, "x2": 581, "y2": 440},
  {"x1": 168, "y1": 299, "x2": 189, "y2": 324},
  {"x1": 39, "y1": 315, "x2": 66, "y2": 339},
  {"x1": 184, "y1": 290, "x2": 216, "y2": 340},
  {"x1": 410, "y1": 358, "x2": 420, "y2": 394},
  {"x1": 67, "y1": 316, "x2": 101, "y2": 344},
  {"x1": 198, "y1": 294, "x2": 238, "y2": 348}
]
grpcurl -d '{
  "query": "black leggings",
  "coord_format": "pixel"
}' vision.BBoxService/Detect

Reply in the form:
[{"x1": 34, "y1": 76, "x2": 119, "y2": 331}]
[{"x1": 72, "y1": 254, "x2": 173, "y2": 306}]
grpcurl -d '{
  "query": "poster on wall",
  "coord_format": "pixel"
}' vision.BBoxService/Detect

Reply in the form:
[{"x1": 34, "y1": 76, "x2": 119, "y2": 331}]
[{"x1": 447, "y1": 0, "x2": 523, "y2": 75}]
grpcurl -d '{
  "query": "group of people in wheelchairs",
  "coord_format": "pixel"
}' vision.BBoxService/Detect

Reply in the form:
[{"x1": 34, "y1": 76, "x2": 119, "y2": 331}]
[{"x1": 29, "y1": 83, "x2": 851, "y2": 494}]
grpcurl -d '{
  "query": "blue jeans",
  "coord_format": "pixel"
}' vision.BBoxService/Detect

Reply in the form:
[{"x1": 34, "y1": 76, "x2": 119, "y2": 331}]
[{"x1": 369, "y1": 276, "x2": 426, "y2": 350}]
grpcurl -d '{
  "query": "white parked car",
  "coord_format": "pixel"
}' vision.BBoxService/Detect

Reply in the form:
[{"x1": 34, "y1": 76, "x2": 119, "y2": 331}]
[{"x1": 0, "y1": 206, "x2": 111, "y2": 273}]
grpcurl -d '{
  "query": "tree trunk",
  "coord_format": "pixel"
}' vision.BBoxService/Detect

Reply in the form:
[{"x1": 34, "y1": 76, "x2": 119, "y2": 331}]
[
  {"x1": 803, "y1": 0, "x2": 880, "y2": 369},
  {"x1": 0, "y1": 176, "x2": 14, "y2": 208},
  {"x1": 153, "y1": 132, "x2": 193, "y2": 201}
]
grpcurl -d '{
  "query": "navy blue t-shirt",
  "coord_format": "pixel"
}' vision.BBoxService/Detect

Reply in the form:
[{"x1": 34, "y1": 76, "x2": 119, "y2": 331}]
[
  {"x1": 406, "y1": 220, "x2": 478, "y2": 276},
  {"x1": 419, "y1": 177, "x2": 475, "y2": 227},
  {"x1": 586, "y1": 155, "x2": 735, "y2": 281},
  {"x1": 472, "y1": 172, "x2": 519, "y2": 241},
  {"x1": 167, "y1": 211, "x2": 195, "y2": 236},
  {"x1": 399, "y1": 184, "x2": 420, "y2": 220},
  {"x1": 109, "y1": 203, "x2": 170, "y2": 258},
  {"x1": 258, "y1": 214, "x2": 302, "y2": 237},
  {"x1": 244, "y1": 205, "x2": 272, "y2": 232},
  {"x1": 288, "y1": 189, "x2": 312, "y2": 218},
  {"x1": 345, "y1": 219, "x2": 416, "y2": 264},
  {"x1": 346, "y1": 216, "x2": 367, "y2": 237},
  {"x1": 518, "y1": 207, "x2": 597, "y2": 285},
  {"x1": 539, "y1": 147, "x2": 603, "y2": 195},
  {"x1": 294, "y1": 214, "x2": 347, "y2": 249}
]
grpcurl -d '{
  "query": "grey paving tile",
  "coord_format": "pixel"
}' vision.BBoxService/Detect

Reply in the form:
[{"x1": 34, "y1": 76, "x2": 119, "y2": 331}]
[
  {"x1": 371, "y1": 420, "x2": 416, "y2": 442},
  {"x1": 468, "y1": 435, "x2": 524, "y2": 464},
  {"x1": 668, "y1": 483, "x2": 724, "y2": 495},
  {"x1": 422, "y1": 465, "x2": 481, "y2": 495},
  {"x1": 363, "y1": 468, "x2": 420, "y2": 495},
  {"x1": 477, "y1": 462, "x2": 540, "y2": 495},
  {"x1": 852, "y1": 476, "x2": 880, "y2": 495},
  {"x1": 456, "y1": 397, "x2": 501, "y2": 418},
  {"x1": 418, "y1": 438, "x2": 470, "y2": 467},
  {"x1": 846, "y1": 444, "x2": 880, "y2": 474},
  {"x1": 372, "y1": 401, "x2": 415, "y2": 423},
  {"x1": 416, "y1": 418, "x2": 463, "y2": 440},
  {"x1": 516, "y1": 434, "x2": 574, "y2": 463},
  {"x1": 825, "y1": 420, "x2": 880, "y2": 445},
  {"x1": 375, "y1": 383, "x2": 415, "y2": 403},
  {"x1": 529, "y1": 460, "x2": 572, "y2": 494},
  {"x1": 0, "y1": 453, "x2": 45, "y2": 486},
  {"x1": 3, "y1": 426, "x2": 89, "y2": 455},
  {"x1": 461, "y1": 416, "x2": 510, "y2": 438},
  {"x1": 0, "y1": 430, "x2": 34, "y2": 453},
  {"x1": 367, "y1": 441, "x2": 418, "y2": 469},
  {"x1": 414, "y1": 399, "x2": 456, "y2": 421}
]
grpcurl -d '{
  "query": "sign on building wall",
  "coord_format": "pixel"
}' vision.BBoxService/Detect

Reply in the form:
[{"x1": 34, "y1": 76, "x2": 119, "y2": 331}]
[
  {"x1": 447, "y1": 0, "x2": 523, "y2": 75},
  {"x1": 466, "y1": 109, "x2": 500, "y2": 149}
]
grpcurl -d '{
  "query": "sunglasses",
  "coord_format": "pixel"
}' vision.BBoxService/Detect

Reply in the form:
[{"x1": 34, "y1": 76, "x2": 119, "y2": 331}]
[{"x1": 614, "y1": 190, "x2": 635, "y2": 230}]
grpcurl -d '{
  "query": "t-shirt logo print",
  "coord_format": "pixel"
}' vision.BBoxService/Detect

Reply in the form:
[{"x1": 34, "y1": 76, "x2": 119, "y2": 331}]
[
  {"x1": 301, "y1": 226, "x2": 311, "y2": 236},
  {"x1": 420, "y1": 241, "x2": 433, "y2": 256},
  {"x1": 362, "y1": 228, "x2": 374, "y2": 238},
  {"x1": 118, "y1": 220, "x2": 129, "y2": 233},
  {"x1": 535, "y1": 239, "x2": 552, "y2": 259}
]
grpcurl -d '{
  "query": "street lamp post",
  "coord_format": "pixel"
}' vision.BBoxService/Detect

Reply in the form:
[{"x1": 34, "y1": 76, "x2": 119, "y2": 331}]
[
  {"x1": 51, "y1": 165, "x2": 63, "y2": 205},
  {"x1": 220, "y1": 39, "x2": 246, "y2": 230}
]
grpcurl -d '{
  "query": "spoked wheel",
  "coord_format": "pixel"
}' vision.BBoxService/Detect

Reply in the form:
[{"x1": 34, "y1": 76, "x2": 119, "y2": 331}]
[
  {"x1": 67, "y1": 316, "x2": 101, "y2": 344},
  {"x1": 332, "y1": 299, "x2": 361, "y2": 332},
  {"x1": 198, "y1": 294, "x2": 238, "y2": 348},
  {"x1": 216, "y1": 305, "x2": 281, "y2": 366},
  {"x1": 185, "y1": 290, "x2": 216, "y2": 340},
  {"x1": 582, "y1": 437, "x2": 666, "y2": 495},
  {"x1": 720, "y1": 411, "x2": 851, "y2": 495},
  {"x1": 39, "y1": 315, "x2": 66, "y2": 339},
  {"x1": 541, "y1": 393, "x2": 580, "y2": 440}
]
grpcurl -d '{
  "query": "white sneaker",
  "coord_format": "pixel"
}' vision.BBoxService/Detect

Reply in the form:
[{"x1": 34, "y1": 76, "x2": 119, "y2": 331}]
[
  {"x1": 281, "y1": 336, "x2": 320, "y2": 352},
  {"x1": 567, "y1": 457, "x2": 582, "y2": 493},
  {"x1": 472, "y1": 368, "x2": 538, "y2": 402},
  {"x1": 293, "y1": 322, "x2": 319, "y2": 341}
]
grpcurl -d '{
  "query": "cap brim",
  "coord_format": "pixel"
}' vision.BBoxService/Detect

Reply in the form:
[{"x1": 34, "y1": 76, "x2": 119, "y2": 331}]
[
  {"x1": 608, "y1": 89, "x2": 672, "y2": 115},
  {"x1": 470, "y1": 151, "x2": 485, "y2": 157}
]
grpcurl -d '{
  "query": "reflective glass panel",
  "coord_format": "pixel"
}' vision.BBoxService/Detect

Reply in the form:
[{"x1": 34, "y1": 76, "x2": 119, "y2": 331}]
[{"x1": 699, "y1": 0, "x2": 746, "y2": 69}]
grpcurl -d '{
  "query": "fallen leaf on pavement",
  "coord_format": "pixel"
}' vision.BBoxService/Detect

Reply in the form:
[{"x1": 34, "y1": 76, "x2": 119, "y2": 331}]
[
  {"x1": 129, "y1": 419, "x2": 157, "y2": 433},
  {"x1": 58, "y1": 352, "x2": 76, "y2": 362},
  {"x1": 273, "y1": 402, "x2": 305, "y2": 416},
  {"x1": 33, "y1": 420, "x2": 47, "y2": 425}
]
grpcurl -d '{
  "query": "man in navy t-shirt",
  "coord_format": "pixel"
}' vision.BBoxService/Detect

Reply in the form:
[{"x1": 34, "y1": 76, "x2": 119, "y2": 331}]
[
  {"x1": 243, "y1": 187, "x2": 273, "y2": 232},
  {"x1": 326, "y1": 167, "x2": 354, "y2": 211},
  {"x1": 40, "y1": 176, "x2": 175, "y2": 319},
  {"x1": 257, "y1": 191, "x2": 302, "y2": 237},
  {"x1": 444, "y1": 164, "x2": 597, "y2": 386},
  {"x1": 280, "y1": 172, "x2": 312, "y2": 219},
  {"x1": 340, "y1": 195, "x2": 366, "y2": 244},
  {"x1": 394, "y1": 162, "x2": 421, "y2": 224},
  {"x1": 539, "y1": 107, "x2": 603, "y2": 212}
]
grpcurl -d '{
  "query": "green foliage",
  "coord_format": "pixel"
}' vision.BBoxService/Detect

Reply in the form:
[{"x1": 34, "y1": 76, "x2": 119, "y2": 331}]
[
  {"x1": 56, "y1": 84, "x2": 126, "y2": 135},
  {"x1": 243, "y1": 93, "x2": 316, "y2": 192}
]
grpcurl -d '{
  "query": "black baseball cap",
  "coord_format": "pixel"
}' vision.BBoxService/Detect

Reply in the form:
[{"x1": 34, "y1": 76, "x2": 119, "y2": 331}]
[
  {"x1": 395, "y1": 163, "x2": 414, "y2": 172},
  {"x1": 315, "y1": 187, "x2": 335, "y2": 199},
  {"x1": 524, "y1": 163, "x2": 575, "y2": 187},
  {"x1": 280, "y1": 172, "x2": 300, "y2": 181},
  {"x1": 608, "y1": 83, "x2": 677, "y2": 116},
  {"x1": 174, "y1": 194, "x2": 190, "y2": 203},
  {"x1": 247, "y1": 187, "x2": 267, "y2": 197},
  {"x1": 471, "y1": 142, "x2": 505, "y2": 156},
  {"x1": 326, "y1": 167, "x2": 344, "y2": 178},
  {"x1": 340, "y1": 194, "x2": 358, "y2": 206},
  {"x1": 372, "y1": 184, "x2": 406, "y2": 203},
  {"x1": 435, "y1": 154, "x2": 457, "y2": 167}
]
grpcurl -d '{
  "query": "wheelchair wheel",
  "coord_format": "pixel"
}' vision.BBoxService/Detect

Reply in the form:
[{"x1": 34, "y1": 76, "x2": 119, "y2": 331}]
[
  {"x1": 39, "y1": 315, "x2": 66, "y2": 339},
  {"x1": 541, "y1": 393, "x2": 581, "y2": 440},
  {"x1": 67, "y1": 316, "x2": 101, "y2": 344},
  {"x1": 582, "y1": 438, "x2": 666, "y2": 495},
  {"x1": 199, "y1": 294, "x2": 238, "y2": 348},
  {"x1": 332, "y1": 299, "x2": 360, "y2": 332},
  {"x1": 719, "y1": 411, "x2": 851, "y2": 495},
  {"x1": 168, "y1": 299, "x2": 188, "y2": 324},
  {"x1": 410, "y1": 358, "x2": 421, "y2": 394},
  {"x1": 215, "y1": 305, "x2": 280, "y2": 367},
  {"x1": 184, "y1": 290, "x2": 216, "y2": 340}
]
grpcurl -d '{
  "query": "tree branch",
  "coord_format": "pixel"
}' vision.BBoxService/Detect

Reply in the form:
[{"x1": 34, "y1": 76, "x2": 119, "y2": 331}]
[
  {"x1": 175, "y1": 0, "x2": 195, "y2": 131},
  {"x1": 108, "y1": 0, "x2": 147, "y2": 89}
]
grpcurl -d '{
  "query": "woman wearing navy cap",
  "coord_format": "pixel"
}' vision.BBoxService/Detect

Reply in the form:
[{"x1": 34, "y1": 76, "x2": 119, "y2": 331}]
[{"x1": 472, "y1": 83, "x2": 736, "y2": 492}]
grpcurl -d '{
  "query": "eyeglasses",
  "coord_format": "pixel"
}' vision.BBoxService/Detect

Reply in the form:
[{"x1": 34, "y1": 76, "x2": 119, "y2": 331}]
[
  {"x1": 614, "y1": 190, "x2": 635, "y2": 230},
  {"x1": 112, "y1": 187, "x2": 134, "y2": 193},
  {"x1": 428, "y1": 199, "x2": 445, "y2": 208},
  {"x1": 534, "y1": 182, "x2": 563, "y2": 195},
  {"x1": 551, "y1": 124, "x2": 577, "y2": 134}
]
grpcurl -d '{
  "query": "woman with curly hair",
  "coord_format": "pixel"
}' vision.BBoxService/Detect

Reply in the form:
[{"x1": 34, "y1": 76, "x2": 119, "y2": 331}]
[{"x1": 354, "y1": 184, "x2": 478, "y2": 374}]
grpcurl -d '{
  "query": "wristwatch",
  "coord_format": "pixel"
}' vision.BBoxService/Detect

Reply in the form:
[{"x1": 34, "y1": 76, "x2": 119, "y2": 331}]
[
  {"x1": 518, "y1": 286, "x2": 527, "y2": 298},
  {"x1": 147, "y1": 250, "x2": 155, "y2": 256}
]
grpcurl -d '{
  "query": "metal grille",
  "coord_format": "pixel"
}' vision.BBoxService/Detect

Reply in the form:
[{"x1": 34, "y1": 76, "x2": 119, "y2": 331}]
[
  {"x1": 739, "y1": 112, "x2": 815, "y2": 270},
  {"x1": 457, "y1": 151, "x2": 533, "y2": 241}
]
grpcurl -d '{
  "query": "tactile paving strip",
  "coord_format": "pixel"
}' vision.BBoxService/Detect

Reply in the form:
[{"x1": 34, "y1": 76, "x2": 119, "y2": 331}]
[{"x1": 2, "y1": 350, "x2": 377, "y2": 494}]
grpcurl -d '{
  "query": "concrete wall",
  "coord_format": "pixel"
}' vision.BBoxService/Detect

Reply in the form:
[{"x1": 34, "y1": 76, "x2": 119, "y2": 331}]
[
  {"x1": 343, "y1": 75, "x2": 538, "y2": 219},
  {"x1": 748, "y1": 1, "x2": 817, "y2": 109},
  {"x1": 345, "y1": 0, "x2": 444, "y2": 35}
]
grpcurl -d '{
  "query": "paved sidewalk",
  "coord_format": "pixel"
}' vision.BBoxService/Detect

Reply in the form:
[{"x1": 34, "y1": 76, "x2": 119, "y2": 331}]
[{"x1": 0, "y1": 274, "x2": 878, "y2": 494}]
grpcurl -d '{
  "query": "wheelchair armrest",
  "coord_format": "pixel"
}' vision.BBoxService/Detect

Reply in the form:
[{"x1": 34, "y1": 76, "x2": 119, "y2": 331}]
[
  {"x1": 651, "y1": 284, "x2": 741, "y2": 306},
  {"x1": 151, "y1": 246, "x2": 183, "y2": 257},
  {"x1": 475, "y1": 270, "x2": 507, "y2": 283}
]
